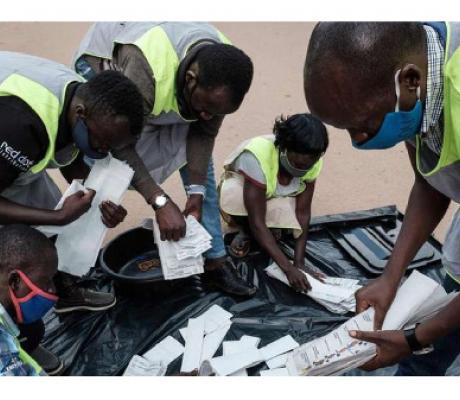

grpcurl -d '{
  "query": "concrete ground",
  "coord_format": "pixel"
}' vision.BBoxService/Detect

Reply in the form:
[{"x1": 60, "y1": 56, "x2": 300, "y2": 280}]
[{"x1": 0, "y1": 22, "x2": 456, "y2": 245}]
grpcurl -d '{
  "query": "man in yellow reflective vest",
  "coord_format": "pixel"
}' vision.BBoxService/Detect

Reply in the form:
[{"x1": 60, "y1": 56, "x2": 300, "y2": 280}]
[
  {"x1": 0, "y1": 51, "x2": 145, "y2": 373},
  {"x1": 74, "y1": 22, "x2": 256, "y2": 296},
  {"x1": 304, "y1": 22, "x2": 460, "y2": 375}
]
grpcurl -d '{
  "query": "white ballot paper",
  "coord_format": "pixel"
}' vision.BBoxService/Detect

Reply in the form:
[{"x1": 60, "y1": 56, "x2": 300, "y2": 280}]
[
  {"x1": 180, "y1": 305, "x2": 233, "y2": 338},
  {"x1": 265, "y1": 262, "x2": 361, "y2": 314},
  {"x1": 143, "y1": 336, "x2": 185, "y2": 367},
  {"x1": 40, "y1": 156, "x2": 134, "y2": 277},
  {"x1": 153, "y1": 215, "x2": 211, "y2": 280},
  {"x1": 200, "y1": 321, "x2": 232, "y2": 363},
  {"x1": 259, "y1": 335, "x2": 299, "y2": 361},
  {"x1": 123, "y1": 355, "x2": 166, "y2": 376},
  {"x1": 181, "y1": 318, "x2": 206, "y2": 373},
  {"x1": 266, "y1": 352, "x2": 291, "y2": 369},
  {"x1": 260, "y1": 368, "x2": 290, "y2": 376},
  {"x1": 200, "y1": 335, "x2": 298, "y2": 376},
  {"x1": 36, "y1": 180, "x2": 87, "y2": 237},
  {"x1": 200, "y1": 348, "x2": 264, "y2": 376},
  {"x1": 222, "y1": 336, "x2": 262, "y2": 376},
  {"x1": 286, "y1": 270, "x2": 458, "y2": 376}
]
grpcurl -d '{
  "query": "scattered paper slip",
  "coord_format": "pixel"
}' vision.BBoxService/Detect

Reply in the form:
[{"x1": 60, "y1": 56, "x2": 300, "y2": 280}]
[
  {"x1": 143, "y1": 336, "x2": 184, "y2": 366},
  {"x1": 181, "y1": 318, "x2": 206, "y2": 373},
  {"x1": 123, "y1": 355, "x2": 166, "y2": 376}
]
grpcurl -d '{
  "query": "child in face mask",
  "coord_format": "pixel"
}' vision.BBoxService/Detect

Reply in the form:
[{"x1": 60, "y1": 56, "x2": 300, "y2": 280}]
[
  {"x1": 219, "y1": 113, "x2": 329, "y2": 292},
  {"x1": 0, "y1": 225, "x2": 58, "y2": 376}
]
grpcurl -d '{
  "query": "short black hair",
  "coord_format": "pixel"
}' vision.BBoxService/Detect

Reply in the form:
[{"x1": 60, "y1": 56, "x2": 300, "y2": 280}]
[
  {"x1": 304, "y1": 22, "x2": 426, "y2": 94},
  {"x1": 273, "y1": 113, "x2": 329, "y2": 156},
  {"x1": 77, "y1": 70, "x2": 145, "y2": 137},
  {"x1": 195, "y1": 43, "x2": 254, "y2": 106},
  {"x1": 0, "y1": 225, "x2": 57, "y2": 273}
]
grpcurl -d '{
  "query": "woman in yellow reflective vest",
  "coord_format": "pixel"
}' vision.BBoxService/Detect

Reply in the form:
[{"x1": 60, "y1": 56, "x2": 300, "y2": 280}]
[{"x1": 219, "y1": 113, "x2": 329, "y2": 291}]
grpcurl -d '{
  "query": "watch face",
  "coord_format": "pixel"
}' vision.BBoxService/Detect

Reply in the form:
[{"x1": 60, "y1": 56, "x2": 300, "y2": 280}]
[{"x1": 156, "y1": 195, "x2": 167, "y2": 207}]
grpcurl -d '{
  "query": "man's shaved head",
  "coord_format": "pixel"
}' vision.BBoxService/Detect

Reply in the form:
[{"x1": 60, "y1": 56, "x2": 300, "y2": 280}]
[{"x1": 303, "y1": 22, "x2": 427, "y2": 140}]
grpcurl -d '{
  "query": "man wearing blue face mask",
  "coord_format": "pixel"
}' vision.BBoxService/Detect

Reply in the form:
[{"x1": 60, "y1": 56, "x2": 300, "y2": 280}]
[
  {"x1": 304, "y1": 22, "x2": 460, "y2": 375},
  {"x1": 0, "y1": 225, "x2": 59, "y2": 376},
  {"x1": 0, "y1": 51, "x2": 147, "y2": 373}
]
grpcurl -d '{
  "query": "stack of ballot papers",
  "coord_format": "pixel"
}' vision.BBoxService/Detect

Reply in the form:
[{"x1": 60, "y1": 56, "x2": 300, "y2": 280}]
[
  {"x1": 286, "y1": 270, "x2": 459, "y2": 376},
  {"x1": 265, "y1": 262, "x2": 361, "y2": 314},
  {"x1": 38, "y1": 156, "x2": 134, "y2": 277},
  {"x1": 153, "y1": 215, "x2": 212, "y2": 280}
]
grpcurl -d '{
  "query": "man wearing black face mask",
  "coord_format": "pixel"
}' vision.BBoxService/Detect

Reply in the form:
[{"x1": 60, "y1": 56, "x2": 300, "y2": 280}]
[
  {"x1": 0, "y1": 51, "x2": 146, "y2": 371},
  {"x1": 0, "y1": 225, "x2": 59, "y2": 376},
  {"x1": 73, "y1": 22, "x2": 256, "y2": 297}
]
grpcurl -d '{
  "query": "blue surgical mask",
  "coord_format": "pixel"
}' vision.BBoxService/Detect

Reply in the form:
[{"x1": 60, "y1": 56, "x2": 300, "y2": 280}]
[
  {"x1": 353, "y1": 70, "x2": 423, "y2": 150},
  {"x1": 9, "y1": 270, "x2": 58, "y2": 324},
  {"x1": 279, "y1": 150, "x2": 312, "y2": 178},
  {"x1": 72, "y1": 117, "x2": 108, "y2": 159}
]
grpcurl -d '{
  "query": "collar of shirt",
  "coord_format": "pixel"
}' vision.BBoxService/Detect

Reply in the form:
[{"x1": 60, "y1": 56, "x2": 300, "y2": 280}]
[
  {"x1": 420, "y1": 24, "x2": 445, "y2": 155},
  {"x1": 175, "y1": 39, "x2": 218, "y2": 120}
]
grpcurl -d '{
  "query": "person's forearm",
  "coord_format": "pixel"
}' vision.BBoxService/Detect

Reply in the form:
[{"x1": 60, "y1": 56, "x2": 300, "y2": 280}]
[
  {"x1": 415, "y1": 293, "x2": 460, "y2": 346},
  {"x1": 112, "y1": 145, "x2": 163, "y2": 204},
  {"x1": 294, "y1": 219, "x2": 310, "y2": 264},
  {"x1": 384, "y1": 178, "x2": 450, "y2": 285},
  {"x1": 0, "y1": 197, "x2": 65, "y2": 225},
  {"x1": 248, "y1": 216, "x2": 292, "y2": 271}
]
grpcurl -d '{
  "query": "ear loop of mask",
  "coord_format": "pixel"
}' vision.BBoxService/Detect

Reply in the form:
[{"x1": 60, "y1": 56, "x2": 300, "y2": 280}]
[
  {"x1": 394, "y1": 69, "x2": 421, "y2": 113},
  {"x1": 8, "y1": 269, "x2": 58, "y2": 324}
]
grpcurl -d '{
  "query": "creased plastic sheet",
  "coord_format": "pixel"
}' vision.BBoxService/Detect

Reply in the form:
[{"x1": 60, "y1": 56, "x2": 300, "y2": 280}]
[{"x1": 42, "y1": 206, "x2": 460, "y2": 376}]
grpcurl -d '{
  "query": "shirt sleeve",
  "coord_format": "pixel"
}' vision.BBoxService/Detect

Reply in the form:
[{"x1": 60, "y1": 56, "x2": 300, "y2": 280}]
[
  {"x1": 0, "y1": 96, "x2": 48, "y2": 192},
  {"x1": 233, "y1": 151, "x2": 266, "y2": 188},
  {"x1": 113, "y1": 44, "x2": 156, "y2": 115}
]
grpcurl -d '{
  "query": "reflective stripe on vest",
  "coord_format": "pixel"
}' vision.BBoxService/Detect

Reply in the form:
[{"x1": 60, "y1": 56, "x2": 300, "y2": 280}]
[
  {"x1": 235, "y1": 136, "x2": 323, "y2": 198},
  {"x1": 0, "y1": 52, "x2": 82, "y2": 173},
  {"x1": 119, "y1": 23, "x2": 231, "y2": 118},
  {"x1": 416, "y1": 22, "x2": 460, "y2": 177},
  {"x1": 0, "y1": 316, "x2": 43, "y2": 375}
]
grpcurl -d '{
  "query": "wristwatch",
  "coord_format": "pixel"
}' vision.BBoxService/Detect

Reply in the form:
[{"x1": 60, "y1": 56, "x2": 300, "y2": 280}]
[
  {"x1": 152, "y1": 193, "x2": 170, "y2": 210},
  {"x1": 403, "y1": 325, "x2": 434, "y2": 355}
]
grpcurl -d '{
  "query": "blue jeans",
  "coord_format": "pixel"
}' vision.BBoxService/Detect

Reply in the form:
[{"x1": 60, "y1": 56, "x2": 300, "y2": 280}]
[
  {"x1": 179, "y1": 159, "x2": 226, "y2": 260},
  {"x1": 395, "y1": 273, "x2": 460, "y2": 376}
]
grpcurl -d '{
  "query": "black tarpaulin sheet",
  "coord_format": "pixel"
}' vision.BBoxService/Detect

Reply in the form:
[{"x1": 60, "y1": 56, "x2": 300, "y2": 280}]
[{"x1": 42, "y1": 206, "x2": 460, "y2": 376}]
